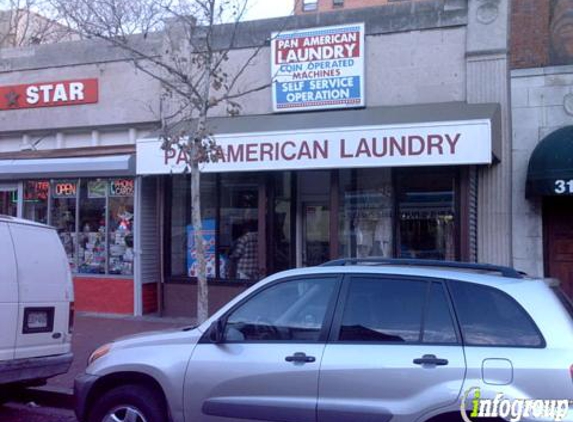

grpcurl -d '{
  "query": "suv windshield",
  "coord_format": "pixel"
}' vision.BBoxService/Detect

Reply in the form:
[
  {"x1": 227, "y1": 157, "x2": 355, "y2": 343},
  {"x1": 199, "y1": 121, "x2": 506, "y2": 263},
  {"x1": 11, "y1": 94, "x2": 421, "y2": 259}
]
[{"x1": 552, "y1": 287, "x2": 573, "y2": 320}]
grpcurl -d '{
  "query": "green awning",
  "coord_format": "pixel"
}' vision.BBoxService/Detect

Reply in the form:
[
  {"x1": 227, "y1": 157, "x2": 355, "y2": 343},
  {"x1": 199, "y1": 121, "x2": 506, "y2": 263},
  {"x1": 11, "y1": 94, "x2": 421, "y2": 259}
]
[{"x1": 526, "y1": 126, "x2": 573, "y2": 197}]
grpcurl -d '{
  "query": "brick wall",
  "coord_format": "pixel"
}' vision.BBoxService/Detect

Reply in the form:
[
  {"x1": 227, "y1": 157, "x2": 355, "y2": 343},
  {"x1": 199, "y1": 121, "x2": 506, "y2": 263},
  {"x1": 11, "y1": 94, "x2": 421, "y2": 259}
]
[
  {"x1": 510, "y1": 0, "x2": 551, "y2": 69},
  {"x1": 74, "y1": 276, "x2": 134, "y2": 315},
  {"x1": 142, "y1": 283, "x2": 159, "y2": 314},
  {"x1": 296, "y1": 0, "x2": 397, "y2": 14}
]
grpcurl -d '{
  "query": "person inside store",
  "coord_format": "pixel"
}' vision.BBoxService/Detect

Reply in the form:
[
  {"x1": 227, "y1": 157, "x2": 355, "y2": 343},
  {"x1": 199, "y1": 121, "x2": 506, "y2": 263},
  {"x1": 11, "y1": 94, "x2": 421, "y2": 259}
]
[{"x1": 229, "y1": 220, "x2": 259, "y2": 280}]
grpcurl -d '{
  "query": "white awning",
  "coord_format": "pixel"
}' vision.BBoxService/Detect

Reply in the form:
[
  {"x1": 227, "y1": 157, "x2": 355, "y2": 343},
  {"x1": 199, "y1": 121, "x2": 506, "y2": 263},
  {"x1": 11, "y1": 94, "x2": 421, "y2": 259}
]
[{"x1": 0, "y1": 155, "x2": 135, "y2": 180}]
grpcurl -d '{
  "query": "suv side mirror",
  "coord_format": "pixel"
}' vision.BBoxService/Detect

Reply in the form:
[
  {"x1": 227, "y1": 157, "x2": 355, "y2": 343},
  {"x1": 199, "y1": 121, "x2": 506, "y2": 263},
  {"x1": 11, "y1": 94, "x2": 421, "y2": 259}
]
[{"x1": 209, "y1": 319, "x2": 224, "y2": 344}]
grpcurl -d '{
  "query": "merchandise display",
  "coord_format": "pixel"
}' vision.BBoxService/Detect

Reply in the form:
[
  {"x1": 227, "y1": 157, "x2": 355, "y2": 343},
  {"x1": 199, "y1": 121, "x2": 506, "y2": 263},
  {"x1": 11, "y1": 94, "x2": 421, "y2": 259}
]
[
  {"x1": 25, "y1": 177, "x2": 135, "y2": 276},
  {"x1": 109, "y1": 191, "x2": 135, "y2": 275}
]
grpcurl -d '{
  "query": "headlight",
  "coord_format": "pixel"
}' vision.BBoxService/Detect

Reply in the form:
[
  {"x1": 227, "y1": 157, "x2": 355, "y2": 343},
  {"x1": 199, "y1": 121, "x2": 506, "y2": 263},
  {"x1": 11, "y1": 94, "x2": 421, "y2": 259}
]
[{"x1": 88, "y1": 343, "x2": 112, "y2": 366}]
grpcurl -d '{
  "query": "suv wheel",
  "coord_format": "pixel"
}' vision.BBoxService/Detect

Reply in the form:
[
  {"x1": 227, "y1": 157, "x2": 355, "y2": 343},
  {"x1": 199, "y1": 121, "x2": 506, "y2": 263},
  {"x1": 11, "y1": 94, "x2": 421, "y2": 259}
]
[{"x1": 88, "y1": 384, "x2": 166, "y2": 422}]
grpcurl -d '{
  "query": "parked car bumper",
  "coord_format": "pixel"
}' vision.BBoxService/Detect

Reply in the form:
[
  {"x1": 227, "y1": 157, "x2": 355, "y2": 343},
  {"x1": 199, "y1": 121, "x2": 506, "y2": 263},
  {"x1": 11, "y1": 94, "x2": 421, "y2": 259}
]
[
  {"x1": 74, "y1": 373, "x2": 100, "y2": 422},
  {"x1": 0, "y1": 352, "x2": 73, "y2": 385}
]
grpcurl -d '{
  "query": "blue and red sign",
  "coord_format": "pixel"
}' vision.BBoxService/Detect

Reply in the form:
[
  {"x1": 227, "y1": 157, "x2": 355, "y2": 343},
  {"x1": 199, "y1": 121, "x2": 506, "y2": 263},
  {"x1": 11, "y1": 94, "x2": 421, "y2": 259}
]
[{"x1": 271, "y1": 23, "x2": 365, "y2": 112}]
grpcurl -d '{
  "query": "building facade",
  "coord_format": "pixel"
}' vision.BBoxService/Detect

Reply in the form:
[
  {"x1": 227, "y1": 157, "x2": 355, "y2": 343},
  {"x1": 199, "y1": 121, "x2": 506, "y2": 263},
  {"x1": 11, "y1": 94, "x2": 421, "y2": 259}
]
[
  {"x1": 139, "y1": 0, "x2": 513, "y2": 317},
  {"x1": 510, "y1": 0, "x2": 573, "y2": 298},
  {"x1": 0, "y1": 37, "x2": 162, "y2": 315},
  {"x1": 0, "y1": 0, "x2": 516, "y2": 317},
  {"x1": 296, "y1": 0, "x2": 392, "y2": 14}
]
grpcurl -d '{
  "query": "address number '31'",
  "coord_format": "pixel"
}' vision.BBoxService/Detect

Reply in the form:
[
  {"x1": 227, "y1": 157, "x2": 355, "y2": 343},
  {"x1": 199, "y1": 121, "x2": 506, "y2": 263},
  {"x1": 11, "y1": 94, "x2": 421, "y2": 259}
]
[{"x1": 554, "y1": 180, "x2": 573, "y2": 194}]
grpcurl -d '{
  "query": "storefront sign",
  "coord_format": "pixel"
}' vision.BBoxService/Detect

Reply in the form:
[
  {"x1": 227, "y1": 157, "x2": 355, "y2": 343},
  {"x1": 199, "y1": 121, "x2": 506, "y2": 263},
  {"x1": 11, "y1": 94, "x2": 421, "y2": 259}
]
[
  {"x1": 24, "y1": 181, "x2": 50, "y2": 201},
  {"x1": 110, "y1": 179, "x2": 134, "y2": 197},
  {"x1": 52, "y1": 181, "x2": 78, "y2": 198},
  {"x1": 88, "y1": 180, "x2": 107, "y2": 199},
  {"x1": 0, "y1": 79, "x2": 98, "y2": 110},
  {"x1": 271, "y1": 23, "x2": 365, "y2": 112},
  {"x1": 137, "y1": 120, "x2": 493, "y2": 175}
]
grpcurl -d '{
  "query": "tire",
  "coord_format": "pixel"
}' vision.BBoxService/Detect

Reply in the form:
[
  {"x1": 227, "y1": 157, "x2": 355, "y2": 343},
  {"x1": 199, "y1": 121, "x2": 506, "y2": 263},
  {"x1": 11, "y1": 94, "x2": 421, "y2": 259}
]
[{"x1": 88, "y1": 384, "x2": 166, "y2": 422}]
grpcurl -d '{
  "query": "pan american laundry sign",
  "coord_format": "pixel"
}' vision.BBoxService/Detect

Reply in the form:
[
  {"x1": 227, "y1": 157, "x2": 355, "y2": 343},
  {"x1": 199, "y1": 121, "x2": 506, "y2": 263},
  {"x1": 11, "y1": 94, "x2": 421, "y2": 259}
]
[
  {"x1": 271, "y1": 23, "x2": 365, "y2": 112},
  {"x1": 137, "y1": 119, "x2": 493, "y2": 175}
]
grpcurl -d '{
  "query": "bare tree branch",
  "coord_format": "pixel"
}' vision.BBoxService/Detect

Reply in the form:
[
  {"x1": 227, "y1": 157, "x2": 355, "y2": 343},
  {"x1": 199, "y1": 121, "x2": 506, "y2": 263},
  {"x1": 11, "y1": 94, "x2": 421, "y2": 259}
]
[{"x1": 48, "y1": 0, "x2": 299, "y2": 323}]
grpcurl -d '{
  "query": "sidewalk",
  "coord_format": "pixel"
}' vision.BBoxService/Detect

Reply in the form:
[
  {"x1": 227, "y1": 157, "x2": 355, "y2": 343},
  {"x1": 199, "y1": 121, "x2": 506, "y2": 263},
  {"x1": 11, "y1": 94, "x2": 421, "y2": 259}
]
[{"x1": 45, "y1": 312, "x2": 195, "y2": 394}]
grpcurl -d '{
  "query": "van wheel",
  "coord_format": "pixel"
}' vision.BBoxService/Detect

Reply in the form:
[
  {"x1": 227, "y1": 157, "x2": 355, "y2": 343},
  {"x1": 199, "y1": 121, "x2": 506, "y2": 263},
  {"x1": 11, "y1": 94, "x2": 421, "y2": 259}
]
[{"x1": 88, "y1": 384, "x2": 166, "y2": 422}]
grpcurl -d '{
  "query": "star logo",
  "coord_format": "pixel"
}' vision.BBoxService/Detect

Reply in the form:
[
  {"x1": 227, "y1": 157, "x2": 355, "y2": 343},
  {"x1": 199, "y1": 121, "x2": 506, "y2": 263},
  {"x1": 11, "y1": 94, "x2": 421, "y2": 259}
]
[{"x1": 4, "y1": 90, "x2": 20, "y2": 107}]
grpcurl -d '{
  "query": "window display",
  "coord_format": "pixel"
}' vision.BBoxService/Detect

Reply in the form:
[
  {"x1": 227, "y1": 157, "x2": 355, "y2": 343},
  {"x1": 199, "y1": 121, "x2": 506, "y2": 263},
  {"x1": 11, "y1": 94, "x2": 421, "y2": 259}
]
[
  {"x1": 51, "y1": 180, "x2": 78, "y2": 270},
  {"x1": 20, "y1": 177, "x2": 135, "y2": 277},
  {"x1": 78, "y1": 180, "x2": 106, "y2": 274},
  {"x1": 108, "y1": 179, "x2": 135, "y2": 275},
  {"x1": 169, "y1": 173, "x2": 260, "y2": 281},
  {"x1": 23, "y1": 181, "x2": 49, "y2": 223}
]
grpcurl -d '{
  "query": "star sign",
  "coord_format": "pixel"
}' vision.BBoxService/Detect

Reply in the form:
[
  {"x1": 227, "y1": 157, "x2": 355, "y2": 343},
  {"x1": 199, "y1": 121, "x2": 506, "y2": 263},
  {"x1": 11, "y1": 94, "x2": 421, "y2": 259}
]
[{"x1": 4, "y1": 90, "x2": 20, "y2": 107}]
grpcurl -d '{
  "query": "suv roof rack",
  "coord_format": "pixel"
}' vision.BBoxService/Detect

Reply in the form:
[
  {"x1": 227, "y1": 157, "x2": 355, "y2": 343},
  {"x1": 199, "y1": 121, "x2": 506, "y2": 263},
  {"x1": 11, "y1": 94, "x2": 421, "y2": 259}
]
[{"x1": 320, "y1": 258, "x2": 524, "y2": 279}]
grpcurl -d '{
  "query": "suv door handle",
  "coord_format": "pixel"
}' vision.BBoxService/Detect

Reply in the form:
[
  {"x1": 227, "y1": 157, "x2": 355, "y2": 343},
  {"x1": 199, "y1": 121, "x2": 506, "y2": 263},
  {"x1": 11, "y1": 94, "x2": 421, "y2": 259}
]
[
  {"x1": 413, "y1": 354, "x2": 449, "y2": 366},
  {"x1": 285, "y1": 352, "x2": 316, "y2": 363}
]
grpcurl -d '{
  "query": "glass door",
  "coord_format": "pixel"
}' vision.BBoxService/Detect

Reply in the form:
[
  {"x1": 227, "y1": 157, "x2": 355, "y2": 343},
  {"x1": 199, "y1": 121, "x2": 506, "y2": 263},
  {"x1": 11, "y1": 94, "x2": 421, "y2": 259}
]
[
  {"x1": 302, "y1": 203, "x2": 330, "y2": 266},
  {"x1": 0, "y1": 185, "x2": 18, "y2": 217},
  {"x1": 298, "y1": 171, "x2": 331, "y2": 267}
]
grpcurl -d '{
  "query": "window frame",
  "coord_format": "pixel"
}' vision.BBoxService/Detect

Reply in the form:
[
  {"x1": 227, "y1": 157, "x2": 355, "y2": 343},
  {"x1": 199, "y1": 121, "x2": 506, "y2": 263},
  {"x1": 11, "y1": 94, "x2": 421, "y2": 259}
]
[
  {"x1": 302, "y1": 0, "x2": 318, "y2": 11},
  {"x1": 329, "y1": 274, "x2": 462, "y2": 346},
  {"x1": 23, "y1": 177, "x2": 135, "y2": 278},
  {"x1": 199, "y1": 274, "x2": 343, "y2": 345},
  {"x1": 445, "y1": 280, "x2": 547, "y2": 349}
]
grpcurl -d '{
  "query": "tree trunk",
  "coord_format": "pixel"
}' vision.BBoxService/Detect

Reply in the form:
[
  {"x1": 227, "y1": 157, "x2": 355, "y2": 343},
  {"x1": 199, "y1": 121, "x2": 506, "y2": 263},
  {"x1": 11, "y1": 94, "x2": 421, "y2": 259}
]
[{"x1": 190, "y1": 141, "x2": 209, "y2": 324}]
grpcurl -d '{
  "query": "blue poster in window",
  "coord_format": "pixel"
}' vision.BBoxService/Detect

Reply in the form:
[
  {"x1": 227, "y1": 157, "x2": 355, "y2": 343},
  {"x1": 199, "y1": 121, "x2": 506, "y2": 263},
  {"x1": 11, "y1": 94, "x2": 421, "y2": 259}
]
[{"x1": 187, "y1": 219, "x2": 227, "y2": 278}]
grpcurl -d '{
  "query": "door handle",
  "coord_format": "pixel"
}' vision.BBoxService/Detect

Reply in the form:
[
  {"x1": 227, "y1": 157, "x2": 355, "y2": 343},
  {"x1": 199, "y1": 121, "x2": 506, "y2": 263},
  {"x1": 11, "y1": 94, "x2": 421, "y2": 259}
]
[
  {"x1": 285, "y1": 352, "x2": 316, "y2": 363},
  {"x1": 413, "y1": 354, "x2": 449, "y2": 366}
]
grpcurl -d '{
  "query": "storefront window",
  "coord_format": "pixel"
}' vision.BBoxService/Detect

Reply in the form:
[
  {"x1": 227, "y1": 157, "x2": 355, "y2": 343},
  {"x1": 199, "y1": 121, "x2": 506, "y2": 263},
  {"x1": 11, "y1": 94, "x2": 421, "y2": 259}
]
[
  {"x1": 268, "y1": 173, "x2": 294, "y2": 273},
  {"x1": 170, "y1": 174, "x2": 219, "y2": 279},
  {"x1": 186, "y1": 174, "x2": 218, "y2": 278},
  {"x1": 23, "y1": 181, "x2": 49, "y2": 223},
  {"x1": 51, "y1": 180, "x2": 78, "y2": 271},
  {"x1": 78, "y1": 179, "x2": 107, "y2": 274},
  {"x1": 339, "y1": 168, "x2": 394, "y2": 258},
  {"x1": 108, "y1": 179, "x2": 135, "y2": 275},
  {"x1": 300, "y1": 171, "x2": 330, "y2": 267},
  {"x1": 21, "y1": 177, "x2": 135, "y2": 276},
  {"x1": 0, "y1": 186, "x2": 18, "y2": 217},
  {"x1": 396, "y1": 169, "x2": 457, "y2": 261},
  {"x1": 221, "y1": 174, "x2": 259, "y2": 280},
  {"x1": 170, "y1": 175, "x2": 190, "y2": 277}
]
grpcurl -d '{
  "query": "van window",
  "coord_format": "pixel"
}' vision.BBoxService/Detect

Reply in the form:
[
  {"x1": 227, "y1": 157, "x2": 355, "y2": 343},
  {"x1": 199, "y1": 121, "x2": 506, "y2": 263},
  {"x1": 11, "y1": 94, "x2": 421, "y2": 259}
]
[{"x1": 450, "y1": 282, "x2": 544, "y2": 348}]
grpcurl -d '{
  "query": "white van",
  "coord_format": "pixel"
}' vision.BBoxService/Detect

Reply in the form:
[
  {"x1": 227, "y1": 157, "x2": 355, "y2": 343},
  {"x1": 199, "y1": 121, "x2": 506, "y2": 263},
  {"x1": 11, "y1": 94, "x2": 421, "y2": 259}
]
[{"x1": 0, "y1": 215, "x2": 74, "y2": 389}]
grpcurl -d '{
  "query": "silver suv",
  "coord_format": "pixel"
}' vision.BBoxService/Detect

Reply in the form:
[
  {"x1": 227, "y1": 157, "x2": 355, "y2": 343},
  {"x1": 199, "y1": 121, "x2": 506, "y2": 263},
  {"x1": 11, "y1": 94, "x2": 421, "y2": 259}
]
[{"x1": 75, "y1": 260, "x2": 573, "y2": 422}]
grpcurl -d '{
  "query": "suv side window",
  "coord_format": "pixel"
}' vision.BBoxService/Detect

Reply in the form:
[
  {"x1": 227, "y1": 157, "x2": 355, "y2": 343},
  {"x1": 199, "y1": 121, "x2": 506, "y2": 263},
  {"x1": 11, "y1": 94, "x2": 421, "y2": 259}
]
[
  {"x1": 224, "y1": 277, "x2": 338, "y2": 343},
  {"x1": 339, "y1": 277, "x2": 426, "y2": 343},
  {"x1": 450, "y1": 282, "x2": 544, "y2": 347},
  {"x1": 423, "y1": 282, "x2": 458, "y2": 344}
]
